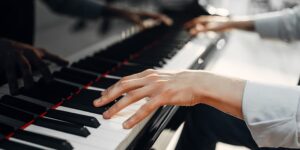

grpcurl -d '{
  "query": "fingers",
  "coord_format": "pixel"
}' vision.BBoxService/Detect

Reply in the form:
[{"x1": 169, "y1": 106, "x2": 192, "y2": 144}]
[
  {"x1": 16, "y1": 53, "x2": 34, "y2": 89},
  {"x1": 24, "y1": 50, "x2": 53, "y2": 82},
  {"x1": 102, "y1": 86, "x2": 154, "y2": 119},
  {"x1": 142, "y1": 13, "x2": 173, "y2": 26},
  {"x1": 123, "y1": 99, "x2": 161, "y2": 129},
  {"x1": 127, "y1": 14, "x2": 144, "y2": 28},
  {"x1": 4, "y1": 52, "x2": 18, "y2": 95},
  {"x1": 121, "y1": 69, "x2": 155, "y2": 81},
  {"x1": 93, "y1": 76, "x2": 150, "y2": 107},
  {"x1": 39, "y1": 48, "x2": 69, "y2": 66}
]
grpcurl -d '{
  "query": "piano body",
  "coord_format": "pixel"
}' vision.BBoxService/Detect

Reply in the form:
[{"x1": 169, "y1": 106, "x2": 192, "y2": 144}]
[{"x1": 0, "y1": 2, "x2": 226, "y2": 150}]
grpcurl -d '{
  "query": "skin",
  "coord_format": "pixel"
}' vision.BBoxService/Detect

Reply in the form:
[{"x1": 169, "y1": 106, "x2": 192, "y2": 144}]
[
  {"x1": 93, "y1": 15, "x2": 254, "y2": 129},
  {"x1": 94, "y1": 69, "x2": 246, "y2": 129},
  {"x1": 0, "y1": 38, "x2": 68, "y2": 94},
  {"x1": 184, "y1": 16, "x2": 255, "y2": 36},
  {"x1": 107, "y1": 6, "x2": 173, "y2": 28}
]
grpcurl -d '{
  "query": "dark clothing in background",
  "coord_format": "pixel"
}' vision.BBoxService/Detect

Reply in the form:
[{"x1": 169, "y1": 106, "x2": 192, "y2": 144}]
[
  {"x1": 0, "y1": 0, "x2": 105, "y2": 85},
  {"x1": 0, "y1": 0, "x2": 35, "y2": 44}
]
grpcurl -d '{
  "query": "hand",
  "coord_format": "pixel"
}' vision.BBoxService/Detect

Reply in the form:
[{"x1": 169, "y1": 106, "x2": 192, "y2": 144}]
[
  {"x1": 93, "y1": 69, "x2": 246, "y2": 129},
  {"x1": 0, "y1": 38, "x2": 68, "y2": 94},
  {"x1": 184, "y1": 16, "x2": 254, "y2": 36},
  {"x1": 107, "y1": 6, "x2": 173, "y2": 28},
  {"x1": 94, "y1": 69, "x2": 208, "y2": 129}
]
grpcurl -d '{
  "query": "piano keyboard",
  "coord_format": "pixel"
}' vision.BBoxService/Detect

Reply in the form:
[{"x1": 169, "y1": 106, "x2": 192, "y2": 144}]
[{"x1": 0, "y1": 22, "x2": 224, "y2": 150}]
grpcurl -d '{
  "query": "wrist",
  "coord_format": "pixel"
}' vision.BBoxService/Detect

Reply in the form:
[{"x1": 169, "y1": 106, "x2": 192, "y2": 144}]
[
  {"x1": 193, "y1": 71, "x2": 246, "y2": 118},
  {"x1": 229, "y1": 17, "x2": 255, "y2": 31}
]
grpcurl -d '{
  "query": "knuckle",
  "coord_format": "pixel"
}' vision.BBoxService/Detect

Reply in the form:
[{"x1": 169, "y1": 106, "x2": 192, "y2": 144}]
[
  {"x1": 145, "y1": 69, "x2": 155, "y2": 74},
  {"x1": 118, "y1": 81, "x2": 129, "y2": 89},
  {"x1": 120, "y1": 76, "x2": 130, "y2": 82},
  {"x1": 152, "y1": 80, "x2": 165, "y2": 88},
  {"x1": 147, "y1": 73, "x2": 160, "y2": 81}
]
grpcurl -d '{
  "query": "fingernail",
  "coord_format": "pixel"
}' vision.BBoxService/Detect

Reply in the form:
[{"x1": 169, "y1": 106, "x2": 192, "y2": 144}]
[
  {"x1": 103, "y1": 111, "x2": 110, "y2": 119},
  {"x1": 123, "y1": 122, "x2": 130, "y2": 129},
  {"x1": 93, "y1": 98, "x2": 102, "y2": 106}
]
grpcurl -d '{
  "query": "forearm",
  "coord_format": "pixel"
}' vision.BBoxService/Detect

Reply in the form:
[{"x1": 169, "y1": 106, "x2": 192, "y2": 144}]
[
  {"x1": 195, "y1": 72, "x2": 246, "y2": 119},
  {"x1": 229, "y1": 17, "x2": 255, "y2": 32}
]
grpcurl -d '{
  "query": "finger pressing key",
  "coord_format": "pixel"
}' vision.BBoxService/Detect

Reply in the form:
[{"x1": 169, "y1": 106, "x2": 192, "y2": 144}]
[
  {"x1": 123, "y1": 99, "x2": 160, "y2": 129},
  {"x1": 102, "y1": 86, "x2": 153, "y2": 119}
]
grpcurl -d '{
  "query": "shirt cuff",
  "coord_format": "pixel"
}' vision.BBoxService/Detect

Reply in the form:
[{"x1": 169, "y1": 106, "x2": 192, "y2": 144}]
[
  {"x1": 253, "y1": 12, "x2": 285, "y2": 39},
  {"x1": 242, "y1": 81, "x2": 300, "y2": 148}
]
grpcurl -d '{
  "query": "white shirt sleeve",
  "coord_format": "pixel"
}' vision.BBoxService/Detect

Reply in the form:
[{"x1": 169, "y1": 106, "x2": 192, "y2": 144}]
[
  {"x1": 242, "y1": 81, "x2": 300, "y2": 148},
  {"x1": 254, "y1": 6, "x2": 300, "y2": 41}
]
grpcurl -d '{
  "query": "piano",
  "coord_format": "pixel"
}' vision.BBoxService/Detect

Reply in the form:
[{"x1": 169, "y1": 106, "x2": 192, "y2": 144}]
[{"x1": 0, "y1": 3, "x2": 226, "y2": 150}]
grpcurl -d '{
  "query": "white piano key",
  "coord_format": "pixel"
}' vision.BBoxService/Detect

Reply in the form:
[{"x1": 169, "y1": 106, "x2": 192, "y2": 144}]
[
  {"x1": 26, "y1": 125, "x2": 114, "y2": 150},
  {"x1": 9, "y1": 138, "x2": 53, "y2": 150}
]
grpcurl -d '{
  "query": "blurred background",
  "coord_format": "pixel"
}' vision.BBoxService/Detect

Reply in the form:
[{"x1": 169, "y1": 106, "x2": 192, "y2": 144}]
[{"x1": 35, "y1": 0, "x2": 300, "y2": 58}]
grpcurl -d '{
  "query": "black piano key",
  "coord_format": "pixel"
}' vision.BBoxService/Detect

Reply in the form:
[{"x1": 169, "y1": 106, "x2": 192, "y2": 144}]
[
  {"x1": 0, "y1": 139, "x2": 42, "y2": 150},
  {"x1": 91, "y1": 78, "x2": 119, "y2": 89},
  {"x1": 80, "y1": 57, "x2": 117, "y2": 68},
  {"x1": 13, "y1": 130, "x2": 73, "y2": 150},
  {"x1": 0, "y1": 104, "x2": 35, "y2": 123},
  {"x1": 33, "y1": 118, "x2": 90, "y2": 137},
  {"x1": 60, "y1": 67, "x2": 97, "y2": 81},
  {"x1": 53, "y1": 71, "x2": 91, "y2": 85},
  {"x1": 63, "y1": 89, "x2": 114, "y2": 114},
  {"x1": 0, "y1": 122, "x2": 15, "y2": 134},
  {"x1": 46, "y1": 109, "x2": 100, "y2": 128},
  {"x1": 53, "y1": 67, "x2": 97, "y2": 85},
  {"x1": 0, "y1": 95, "x2": 48, "y2": 115},
  {"x1": 110, "y1": 67, "x2": 147, "y2": 77},
  {"x1": 0, "y1": 115, "x2": 24, "y2": 132},
  {"x1": 86, "y1": 56, "x2": 121, "y2": 65},
  {"x1": 20, "y1": 80, "x2": 79, "y2": 104},
  {"x1": 71, "y1": 61, "x2": 110, "y2": 74}
]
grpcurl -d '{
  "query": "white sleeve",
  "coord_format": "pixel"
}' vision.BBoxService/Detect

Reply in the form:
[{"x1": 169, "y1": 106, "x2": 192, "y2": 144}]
[
  {"x1": 242, "y1": 81, "x2": 300, "y2": 148},
  {"x1": 254, "y1": 6, "x2": 300, "y2": 41}
]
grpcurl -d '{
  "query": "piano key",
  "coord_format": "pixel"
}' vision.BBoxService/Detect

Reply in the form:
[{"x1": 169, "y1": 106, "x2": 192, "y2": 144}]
[
  {"x1": 91, "y1": 77, "x2": 118, "y2": 89},
  {"x1": 56, "y1": 106, "x2": 129, "y2": 142},
  {"x1": 20, "y1": 80, "x2": 79, "y2": 104},
  {"x1": 60, "y1": 67, "x2": 97, "y2": 81},
  {"x1": 109, "y1": 66, "x2": 147, "y2": 77},
  {"x1": 71, "y1": 61, "x2": 110, "y2": 74},
  {"x1": 46, "y1": 109, "x2": 100, "y2": 128},
  {"x1": 33, "y1": 118, "x2": 90, "y2": 137},
  {"x1": 53, "y1": 67, "x2": 97, "y2": 85},
  {"x1": 62, "y1": 89, "x2": 114, "y2": 114},
  {"x1": 26, "y1": 125, "x2": 114, "y2": 150},
  {"x1": 0, "y1": 115, "x2": 24, "y2": 132},
  {"x1": 0, "y1": 104, "x2": 35, "y2": 123},
  {"x1": 0, "y1": 95, "x2": 48, "y2": 115},
  {"x1": 0, "y1": 139, "x2": 42, "y2": 150},
  {"x1": 0, "y1": 122, "x2": 15, "y2": 134},
  {"x1": 13, "y1": 130, "x2": 73, "y2": 150}
]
